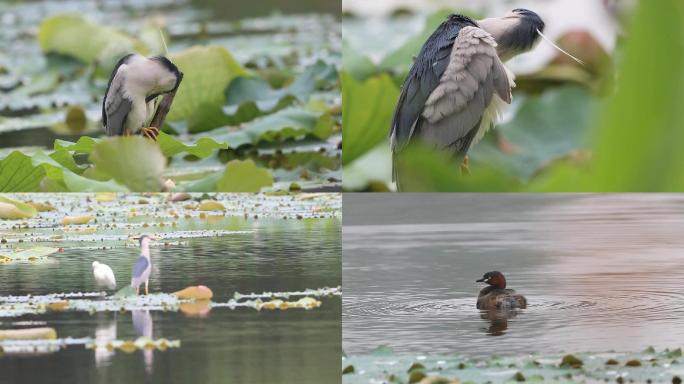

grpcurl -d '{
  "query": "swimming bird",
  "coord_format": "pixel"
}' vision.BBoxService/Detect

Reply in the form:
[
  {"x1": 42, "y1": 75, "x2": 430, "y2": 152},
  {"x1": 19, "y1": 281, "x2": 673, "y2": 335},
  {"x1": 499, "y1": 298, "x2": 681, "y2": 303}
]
[
  {"x1": 130, "y1": 235, "x2": 157, "y2": 295},
  {"x1": 92, "y1": 261, "x2": 117, "y2": 290},
  {"x1": 102, "y1": 54, "x2": 182, "y2": 140},
  {"x1": 476, "y1": 271, "x2": 527, "y2": 310},
  {"x1": 390, "y1": 9, "x2": 545, "y2": 185}
]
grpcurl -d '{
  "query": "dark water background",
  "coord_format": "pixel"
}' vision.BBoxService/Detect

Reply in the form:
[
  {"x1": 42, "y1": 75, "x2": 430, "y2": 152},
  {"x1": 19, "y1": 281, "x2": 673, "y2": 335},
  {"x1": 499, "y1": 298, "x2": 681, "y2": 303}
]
[
  {"x1": 343, "y1": 193, "x2": 684, "y2": 357},
  {"x1": 0, "y1": 220, "x2": 341, "y2": 384}
]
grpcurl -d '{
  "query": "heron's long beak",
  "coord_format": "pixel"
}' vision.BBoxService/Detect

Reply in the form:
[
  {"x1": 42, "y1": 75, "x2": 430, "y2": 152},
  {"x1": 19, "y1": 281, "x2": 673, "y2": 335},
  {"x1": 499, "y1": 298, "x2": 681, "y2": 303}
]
[
  {"x1": 476, "y1": 277, "x2": 486, "y2": 283},
  {"x1": 129, "y1": 235, "x2": 161, "y2": 241},
  {"x1": 535, "y1": 29, "x2": 586, "y2": 66}
]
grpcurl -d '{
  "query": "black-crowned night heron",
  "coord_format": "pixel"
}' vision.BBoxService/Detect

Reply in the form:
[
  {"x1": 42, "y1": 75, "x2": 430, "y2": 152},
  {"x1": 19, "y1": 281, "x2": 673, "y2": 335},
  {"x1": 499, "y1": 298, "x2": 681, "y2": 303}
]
[
  {"x1": 131, "y1": 235, "x2": 157, "y2": 295},
  {"x1": 92, "y1": 261, "x2": 117, "y2": 290},
  {"x1": 390, "y1": 9, "x2": 546, "y2": 183},
  {"x1": 102, "y1": 54, "x2": 182, "y2": 140}
]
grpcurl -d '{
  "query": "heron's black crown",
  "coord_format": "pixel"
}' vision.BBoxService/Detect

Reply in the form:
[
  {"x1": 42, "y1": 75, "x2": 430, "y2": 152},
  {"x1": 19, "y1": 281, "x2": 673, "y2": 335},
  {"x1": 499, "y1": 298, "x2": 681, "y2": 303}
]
[
  {"x1": 139, "y1": 235, "x2": 150, "y2": 245},
  {"x1": 499, "y1": 8, "x2": 545, "y2": 52},
  {"x1": 151, "y1": 56, "x2": 180, "y2": 76},
  {"x1": 151, "y1": 56, "x2": 182, "y2": 91}
]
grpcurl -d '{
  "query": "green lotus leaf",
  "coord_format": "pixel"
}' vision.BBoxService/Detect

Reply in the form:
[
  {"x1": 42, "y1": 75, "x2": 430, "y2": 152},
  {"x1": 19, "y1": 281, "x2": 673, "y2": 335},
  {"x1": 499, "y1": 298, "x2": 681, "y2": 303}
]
[
  {"x1": 156, "y1": 132, "x2": 228, "y2": 158},
  {"x1": 211, "y1": 107, "x2": 334, "y2": 149},
  {"x1": 168, "y1": 46, "x2": 247, "y2": 132},
  {"x1": 0, "y1": 196, "x2": 37, "y2": 220},
  {"x1": 216, "y1": 159, "x2": 273, "y2": 192},
  {"x1": 89, "y1": 137, "x2": 166, "y2": 192},
  {"x1": 223, "y1": 60, "x2": 338, "y2": 124},
  {"x1": 341, "y1": 72, "x2": 399, "y2": 165},
  {"x1": 37, "y1": 14, "x2": 147, "y2": 67}
]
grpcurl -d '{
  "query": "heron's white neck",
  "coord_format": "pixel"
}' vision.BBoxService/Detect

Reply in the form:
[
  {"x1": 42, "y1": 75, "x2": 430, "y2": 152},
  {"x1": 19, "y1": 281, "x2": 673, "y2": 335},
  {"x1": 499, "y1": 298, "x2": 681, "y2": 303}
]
[{"x1": 140, "y1": 241, "x2": 151, "y2": 259}]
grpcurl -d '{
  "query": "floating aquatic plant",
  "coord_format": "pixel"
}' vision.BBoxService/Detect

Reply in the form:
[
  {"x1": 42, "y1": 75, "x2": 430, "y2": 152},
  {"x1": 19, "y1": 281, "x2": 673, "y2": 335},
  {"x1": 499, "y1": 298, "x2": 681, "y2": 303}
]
[
  {"x1": 0, "y1": 246, "x2": 60, "y2": 263},
  {"x1": 212, "y1": 297, "x2": 322, "y2": 311},
  {"x1": 342, "y1": 348, "x2": 684, "y2": 384},
  {"x1": 233, "y1": 286, "x2": 341, "y2": 300},
  {"x1": 0, "y1": 337, "x2": 92, "y2": 355},
  {"x1": 86, "y1": 337, "x2": 180, "y2": 353},
  {"x1": 0, "y1": 286, "x2": 338, "y2": 317}
]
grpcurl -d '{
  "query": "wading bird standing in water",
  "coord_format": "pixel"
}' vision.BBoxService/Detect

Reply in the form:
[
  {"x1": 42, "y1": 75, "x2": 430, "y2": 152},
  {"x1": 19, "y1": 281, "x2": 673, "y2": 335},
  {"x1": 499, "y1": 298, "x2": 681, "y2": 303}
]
[
  {"x1": 390, "y1": 9, "x2": 548, "y2": 187},
  {"x1": 92, "y1": 261, "x2": 117, "y2": 291},
  {"x1": 102, "y1": 54, "x2": 182, "y2": 141},
  {"x1": 131, "y1": 235, "x2": 158, "y2": 295}
]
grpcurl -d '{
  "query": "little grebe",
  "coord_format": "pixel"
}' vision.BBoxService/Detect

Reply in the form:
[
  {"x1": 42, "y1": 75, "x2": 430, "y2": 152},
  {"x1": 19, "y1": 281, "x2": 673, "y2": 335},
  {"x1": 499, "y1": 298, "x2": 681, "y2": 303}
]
[{"x1": 476, "y1": 271, "x2": 527, "y2": 310}]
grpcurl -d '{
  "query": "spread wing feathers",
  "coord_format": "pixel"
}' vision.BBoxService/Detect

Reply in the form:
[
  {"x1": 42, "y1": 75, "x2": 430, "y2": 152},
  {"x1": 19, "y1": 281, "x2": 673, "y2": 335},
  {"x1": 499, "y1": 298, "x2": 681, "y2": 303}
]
[
  {"x1": 391, "y1": 25, "x2": 512, "y2": 155},
  {"x1": 103, "y1": 55, "x2": 133, "y2": 136},
  {"x1": 131, "y1": 256, "x2": 149, "y2": 283}
]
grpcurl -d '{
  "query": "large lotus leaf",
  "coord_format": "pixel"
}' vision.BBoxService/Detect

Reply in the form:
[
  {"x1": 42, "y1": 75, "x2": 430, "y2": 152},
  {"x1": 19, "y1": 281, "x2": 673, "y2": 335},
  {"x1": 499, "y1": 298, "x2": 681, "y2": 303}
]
[
  {"x1": 528, "y1": 0, "x2": 684, "y2": 191},
  {"x1": 585, "y1": 0, "x2": 684, "y2": 191},
  {"x1": 342, "y1": 143, "x2": 393, "y2": 192},
  {"x1": 41, "y1": 151, "x2": 129, "y2": 192},
  {"x1": 394, "y1": 144, "x2": 520, "y2": 192},
  {"x1": 54, "y1": 137, "x2": 98, "y2": 154},
  {"x1": 89, "y1": 137, "x2": 166, "y2": 192},
  {"x1": 50, "y1": 149, "x2": 86, "y2": 175},
  {"x1": 223, "y1": 78, "x2": 298, "y2": 122},
  {"x1": 223, "y1": 93, "x2": 298, "y2": 127},
  {"x1": 341, "y1": 72, "x2": 399, "y2": 165},
  {"x1": 37, "y1": 14, "x2": 146, "y2": 66},
  {"x1": 0, "y1": 150, "x2": 127, "y2": 192},
  {"x1": 179, "y1": 172, "x2": 223, "y2": 192},
  {"x1": 168, "y1": 46, "x2": 247, "y2": 131},
  {"x1": 0, "y1": 196, "x2": 37, "y2": 220},
  {"x1": 469, "y1": 86, "x2": 597, "y2": 182},
  {"x1": 342, "y1": 40, "x2": 377, "y2": 81},
  {"x1": 210, "y1": 108, "x2": 334, "y2": 149},
  {"x1": 223, "y1": 60, "x2": 338, "y2": 124},
  {"x1": 156, "y1": 132, "x2": 228, "y2": 158},
  {"x1": 60, "y1": 170, "x2": 128, "y2": 192},
  {"x1": 0, "y1": 151, "x2": 45, "y2": 192},
  {"x1": 32, "y1": 151, "x2": 127, "y2": 192},
  {"x1": 216, "y1": 160, "x2": 273, "y2": 192}
]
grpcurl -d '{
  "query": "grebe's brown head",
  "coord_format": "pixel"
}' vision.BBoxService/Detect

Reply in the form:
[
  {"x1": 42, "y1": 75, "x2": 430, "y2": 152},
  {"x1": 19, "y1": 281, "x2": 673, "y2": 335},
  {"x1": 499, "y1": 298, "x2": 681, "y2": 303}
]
[{"x1": 476, "y1": 271, "x2": 507, "y2": 289}]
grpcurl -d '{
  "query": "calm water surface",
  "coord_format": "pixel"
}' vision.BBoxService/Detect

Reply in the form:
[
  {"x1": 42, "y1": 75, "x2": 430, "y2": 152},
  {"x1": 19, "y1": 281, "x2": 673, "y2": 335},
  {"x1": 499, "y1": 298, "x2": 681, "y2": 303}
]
[
  {"x1": 343, "y1": 194, "x2": 684, "y2": 357},
  {"x1": 0, "y1": 219, "x2": 341, "y2": 384}
]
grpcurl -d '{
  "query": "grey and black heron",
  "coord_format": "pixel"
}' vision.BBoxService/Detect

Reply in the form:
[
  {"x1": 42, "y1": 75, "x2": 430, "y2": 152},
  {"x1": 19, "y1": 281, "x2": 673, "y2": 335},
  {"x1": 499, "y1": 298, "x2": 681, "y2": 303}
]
[
  {"x1": 102, "y1": 54, "x2": 182, "y2": 140},
  {"x1": 390, "y1": 9, "x2": 546, "y2": 185},
  {"x1": 131, "y1": 235, "x2": 157, "y2": 295}
]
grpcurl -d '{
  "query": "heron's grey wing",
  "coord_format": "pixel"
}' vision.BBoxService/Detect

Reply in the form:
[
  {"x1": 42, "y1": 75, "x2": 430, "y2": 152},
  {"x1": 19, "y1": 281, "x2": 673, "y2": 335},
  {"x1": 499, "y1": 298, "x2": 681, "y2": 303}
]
[
  {"x1": 419, "y1": 26, "x2": 512, "y2": 154},
  {"x1": 103, "y1": 65, "x2": 132, "y2": 136},
  {"x1": 131, "y1": 256, "x2": 149, "y2": 281},
  {"x1": 390, "y1": 18, "x2": 468, "y2": 151}
]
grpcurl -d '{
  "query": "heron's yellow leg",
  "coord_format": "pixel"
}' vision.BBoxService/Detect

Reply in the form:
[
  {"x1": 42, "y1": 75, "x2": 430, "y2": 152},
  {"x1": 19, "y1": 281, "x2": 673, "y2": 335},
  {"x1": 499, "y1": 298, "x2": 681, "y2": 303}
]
[
  {"x1": 460, "y1": 155, "x2": 471, "y2": 175},
  {"x1": 141, "y1": 127, "x2": 160, "y2": 141},
  {"x1": 145, "y1": 281, "x2": 149, "y2": 295}
]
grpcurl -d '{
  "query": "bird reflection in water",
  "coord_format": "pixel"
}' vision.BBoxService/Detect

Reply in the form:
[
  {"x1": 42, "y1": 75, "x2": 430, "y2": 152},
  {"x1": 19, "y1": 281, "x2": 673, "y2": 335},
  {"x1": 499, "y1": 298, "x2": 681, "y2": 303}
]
[
  {"x1": 132, "y1": 310, "x2": 154, "y2": 374},
  {"x1": 94, "y1": 314, "x2": 117, "y2": 368},
  {"x1": 479, "y1": 309, "x2": 521, "y2": 336}
]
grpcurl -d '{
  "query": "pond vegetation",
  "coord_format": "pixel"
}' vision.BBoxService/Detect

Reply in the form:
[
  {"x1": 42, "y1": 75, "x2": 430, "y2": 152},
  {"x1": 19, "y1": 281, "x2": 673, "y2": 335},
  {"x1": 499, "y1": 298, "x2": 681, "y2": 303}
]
[
  {"x1": 0, "y1": 192, "x2": 341, "y2": 382},
  {"x1": 0, "y1": 0, "x2": 341, "y2": 192}
]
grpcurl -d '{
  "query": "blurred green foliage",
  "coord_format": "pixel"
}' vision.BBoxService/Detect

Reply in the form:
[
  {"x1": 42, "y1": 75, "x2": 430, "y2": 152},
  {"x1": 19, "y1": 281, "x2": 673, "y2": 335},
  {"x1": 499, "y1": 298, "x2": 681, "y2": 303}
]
[{"x1": 342, "y1": 72, "x2": 399, "y2": 165}]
